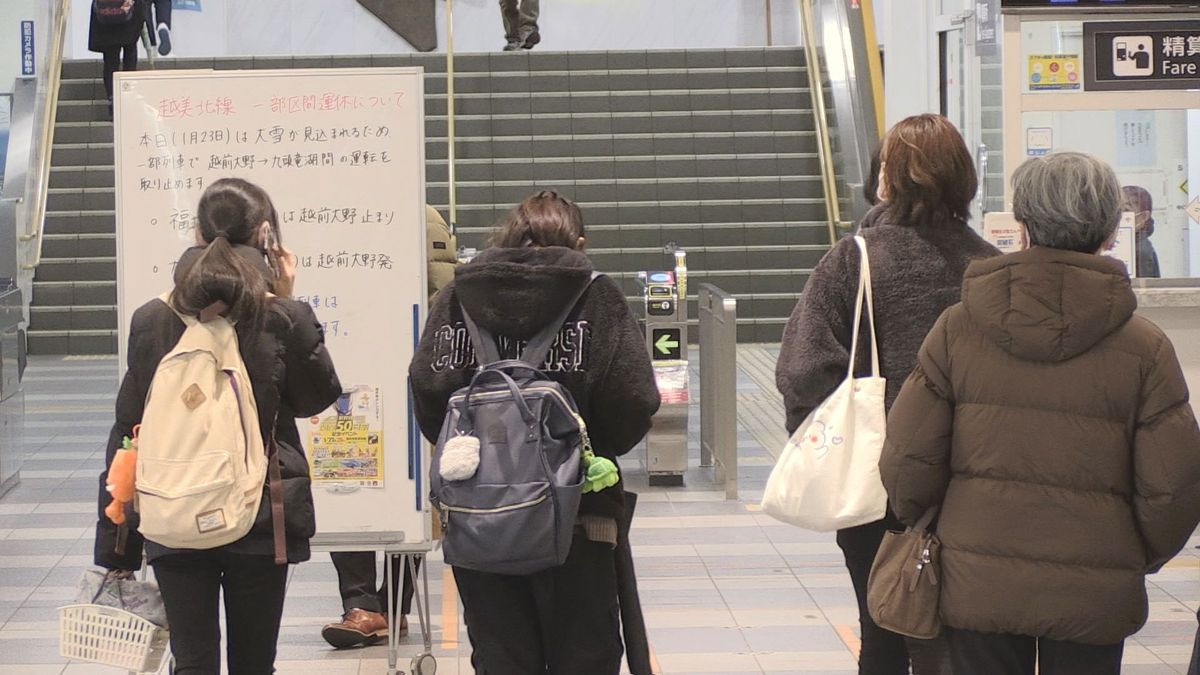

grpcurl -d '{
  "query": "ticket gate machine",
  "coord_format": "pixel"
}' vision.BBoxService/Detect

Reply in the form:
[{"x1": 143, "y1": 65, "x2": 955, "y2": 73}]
[{"x1": 638, "y1": 253, "x2": 689, "y2": 486}]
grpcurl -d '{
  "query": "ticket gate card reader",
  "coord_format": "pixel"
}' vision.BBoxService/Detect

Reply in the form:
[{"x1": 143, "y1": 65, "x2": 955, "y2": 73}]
[{"x1": 640, "y1": 270, "x2": 689, "y2": 486}]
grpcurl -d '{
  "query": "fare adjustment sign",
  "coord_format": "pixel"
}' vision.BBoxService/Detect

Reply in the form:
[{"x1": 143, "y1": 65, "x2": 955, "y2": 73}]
[{"x1": 1084, "y1": 20, "x2": 1200, "y2": 91}]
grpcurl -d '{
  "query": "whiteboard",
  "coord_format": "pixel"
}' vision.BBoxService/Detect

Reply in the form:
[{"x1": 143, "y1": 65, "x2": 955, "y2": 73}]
[{"x1": 113, "y1": 68, "x2": 429, "y2": 549}]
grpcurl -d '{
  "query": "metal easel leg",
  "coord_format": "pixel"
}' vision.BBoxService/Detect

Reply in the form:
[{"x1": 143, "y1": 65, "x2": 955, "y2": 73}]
[
  {"x1": 386, "y1": 553, "x2": 398, "y2": 674},
  {"x1": 407, "y1": 554, "x2": 436, "y2": 674}
]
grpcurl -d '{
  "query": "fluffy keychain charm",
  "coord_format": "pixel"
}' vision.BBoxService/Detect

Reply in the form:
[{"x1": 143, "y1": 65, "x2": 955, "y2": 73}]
[{"x1": 440, "y1": 433, "x2": 482, "y2": 481}]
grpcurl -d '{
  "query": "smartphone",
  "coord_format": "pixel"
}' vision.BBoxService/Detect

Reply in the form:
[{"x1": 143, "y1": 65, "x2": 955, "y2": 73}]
[{"x1": 261, "y1": 226, "x2": 281, "y2": 280}]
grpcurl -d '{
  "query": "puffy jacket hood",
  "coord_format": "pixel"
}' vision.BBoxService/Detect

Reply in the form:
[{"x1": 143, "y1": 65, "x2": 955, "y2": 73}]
[
  {"x1": 454, "y1": 246, "x2": 594, "y2": 340},
  {"x1": 174, "y1": 244, "x2": 273, "y2": 285},
  {"x1": 961, "y1": 246, "x2": 1137, "y2": 362}
]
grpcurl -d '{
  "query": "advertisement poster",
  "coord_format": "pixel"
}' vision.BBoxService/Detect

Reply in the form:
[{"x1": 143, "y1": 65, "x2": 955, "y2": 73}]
[
  {"x1": 1028, "y1": 54, "x2": 1081, "y2": 91},
  {"x1": 306, "y1": 385, "x2": 384, "y2": 487},
  {"x1": 1116, "y1": 111, "x2": 1156, "y2": 167},
  {"x1": 1026, "y1": 127, "x2": 1053, "y2": 156},
  {"x1": 983, "y1": 212, "x2": 1025, "y2": 254}
]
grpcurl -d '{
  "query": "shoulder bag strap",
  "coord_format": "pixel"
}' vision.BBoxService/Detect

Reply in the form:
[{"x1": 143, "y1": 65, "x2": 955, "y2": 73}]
[
  {"x1": 519, "y1": 272, "x2": 603, "y2": 369},
  {"x1": 846, "y1": 237, "x2": 881, "y2": 379},
  {"x1": 267, "y1": 413, "x2": 286, "y2": 566}
]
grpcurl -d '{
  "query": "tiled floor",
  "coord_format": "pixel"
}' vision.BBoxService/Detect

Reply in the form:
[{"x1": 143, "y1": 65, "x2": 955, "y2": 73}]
[{"x1": 1, "y1": 348, "x2": 1198, "y2": 674}]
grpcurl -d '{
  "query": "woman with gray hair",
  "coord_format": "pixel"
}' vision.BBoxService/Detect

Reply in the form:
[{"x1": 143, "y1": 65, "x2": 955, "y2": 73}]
[{"x1": 880, "y1": 151, "x2": 1200, "y2": 675}]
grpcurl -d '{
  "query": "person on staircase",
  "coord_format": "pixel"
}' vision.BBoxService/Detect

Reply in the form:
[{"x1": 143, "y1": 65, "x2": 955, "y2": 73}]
[
  {"x1": 320, "y1": 206, "x2": 458, "y2": 650},
  {"x1": 89, "y1": 0, "x2": 149, "y2": 119},
  {"x1": 500, "y1": 0, "x2": 540, "y2": 51}
]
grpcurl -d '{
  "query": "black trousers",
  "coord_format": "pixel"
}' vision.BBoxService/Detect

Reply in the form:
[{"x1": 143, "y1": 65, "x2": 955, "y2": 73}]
[
  {"x1": 946, "y1": 627, "x2": 1124, "y2": 675},
  {"x1": 1185, "y1": 608, "x2": 1200, "y2": 675},
  {"x1": 837, "y1": 516, "x2": 953, "y2": 675},
  {"x1": 330, "y1": 551, "x2": 420, "y2": 615},
  {"x1": 100, "y1": 44, "x2": 138, "y2": 100},
  {"x1": 152, "y1": 552, "x2": 289, "y2": 675},
  {"x1": 454, "y1": 534, "x2": 622, "y2": 675}
]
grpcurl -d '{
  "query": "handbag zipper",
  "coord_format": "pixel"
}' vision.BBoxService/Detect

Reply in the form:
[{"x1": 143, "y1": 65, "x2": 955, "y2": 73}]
[{"x1": 440, "y1": 494, "x2": 548, "y2": 515}]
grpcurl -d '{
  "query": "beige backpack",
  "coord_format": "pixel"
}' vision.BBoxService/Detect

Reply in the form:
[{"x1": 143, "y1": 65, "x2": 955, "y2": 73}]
[{"x1": 133, "y1": 293, "x2": 267, "y2": 551}]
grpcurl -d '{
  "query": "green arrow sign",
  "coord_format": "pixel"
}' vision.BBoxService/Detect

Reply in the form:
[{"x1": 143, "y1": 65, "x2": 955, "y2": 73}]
[{"x1": 655, "y1": 333, "x2": 679, "y2": 354}]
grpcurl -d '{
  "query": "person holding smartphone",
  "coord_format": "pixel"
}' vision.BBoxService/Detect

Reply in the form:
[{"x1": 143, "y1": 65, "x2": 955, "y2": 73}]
[{"x1": 95, "y1": 178, "x2": 341, "y2": 673}]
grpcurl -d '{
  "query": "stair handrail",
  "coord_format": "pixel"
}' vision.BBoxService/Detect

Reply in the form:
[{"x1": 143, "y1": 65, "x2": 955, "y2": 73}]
[
  {"x1": 798, "y1": 0, "x2": 844, "y2": 246},
  {"x1": 19, "y1": 0, "x2": 70, "y2": 271}
]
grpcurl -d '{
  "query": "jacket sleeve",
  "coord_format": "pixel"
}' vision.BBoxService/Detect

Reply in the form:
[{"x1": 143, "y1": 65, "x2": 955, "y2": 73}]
[
  {"x1": 584, "y1": 278, "x2": 660, "y2": 458},
  {"x1": 95, "y1": 314, "x2": 157, "y2": 570},
  {"x1": 279, "y1": 301, "x2": 342, "y2": 417},
  {"x1": 410, "y1": 283, "x2": 472, "y2": 443},
  {"x1": 879, "y1": 311, "x2": 956, "y2": 526},
  {"x1": 775, "y1": 238, "x2": 858, "y2": 434},
  {"x1": 1131, "y1": 335, "x2": 1200, "y2": 570}
]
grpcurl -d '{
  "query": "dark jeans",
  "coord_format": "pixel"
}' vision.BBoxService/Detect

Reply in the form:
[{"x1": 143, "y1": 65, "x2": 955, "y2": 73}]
[
  {"x1": 946, "y1": 627, "x2": 1124, "y2": 675},
  {"x1": 100, "y1": 44, "x2": 138, "y2": 100},
  {"x1": 152, "y1": 552, "x2": 289, "y2": 675},
  {"x1": 454, "y1": 534, "x2": 622, "y2": 675},
  {"x1": 837, "y1": 516, "x2": 953, "y2": 675},
  {"x1": 151, "y1": 0, "x2": 172, "y2": 26},
  {"x1": 499, "y1": 0, "x2": 539, "y2": 39},
  {"x1": 330, "y1": 551, "x2": 420, "y2": 615}
]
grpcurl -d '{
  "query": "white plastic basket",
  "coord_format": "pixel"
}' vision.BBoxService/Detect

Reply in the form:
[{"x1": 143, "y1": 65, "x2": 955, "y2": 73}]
[{"x1": 59, "y1": 603, "x2": 170, "y2": 673}]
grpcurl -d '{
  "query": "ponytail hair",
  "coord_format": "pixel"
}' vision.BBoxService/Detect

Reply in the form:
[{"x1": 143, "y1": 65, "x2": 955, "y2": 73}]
[
  {"x1": 172, "y1": 178, "x2": 279, "y2": 324},
  {"x1": 490, "y1": 190, "x2": 585, "y2": 249}
]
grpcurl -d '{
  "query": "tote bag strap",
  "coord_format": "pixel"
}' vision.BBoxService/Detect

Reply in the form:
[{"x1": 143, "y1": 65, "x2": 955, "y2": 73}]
[{"x1": 846, "y1": 235, "x2": 881, "y2": 379}]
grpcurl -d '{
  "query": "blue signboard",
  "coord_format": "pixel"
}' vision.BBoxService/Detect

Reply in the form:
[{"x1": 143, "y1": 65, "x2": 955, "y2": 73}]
[
  {"x1": 174, "y1": 0, "x2": 202, "y2": 10},
  {"x1": 20, "y1": 21, "x2": 35, "y2": 77}
]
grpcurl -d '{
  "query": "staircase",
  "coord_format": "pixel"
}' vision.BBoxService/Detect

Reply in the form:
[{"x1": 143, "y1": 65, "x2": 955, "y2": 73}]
[{"x1": 31, "y1": 48, "x2": 829, "y2": 354}]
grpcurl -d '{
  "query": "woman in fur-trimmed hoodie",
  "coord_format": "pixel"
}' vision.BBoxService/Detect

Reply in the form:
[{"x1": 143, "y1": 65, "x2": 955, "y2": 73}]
[
  {"x1": 409, "y1": 191, "x2": 660, "y2": 675},
  {"x1": 776, "y1": 115, "x2": 999, "y2": 675}
]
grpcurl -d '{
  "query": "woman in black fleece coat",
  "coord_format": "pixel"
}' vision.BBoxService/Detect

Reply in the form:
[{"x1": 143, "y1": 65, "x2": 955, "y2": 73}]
[
  {"x1": 95, "y1": 179, "x2": 342, "y2": 674},
  {"x1": 410, "y1": 191, "x2": 659, "y2": 675},
  {"x1": 776, "y1": 115, "x2": 999, "y2": 675}
]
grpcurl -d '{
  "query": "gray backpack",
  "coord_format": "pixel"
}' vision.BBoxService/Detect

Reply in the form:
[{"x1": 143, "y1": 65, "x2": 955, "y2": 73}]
[{"x1": 429, "y1": 277, "x2": 597, "y2": 576}]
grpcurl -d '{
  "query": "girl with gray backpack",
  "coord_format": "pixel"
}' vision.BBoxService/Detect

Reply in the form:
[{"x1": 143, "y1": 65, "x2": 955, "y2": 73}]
[{"x1": 410, "y1": 191, "x2": 659, "y2": 674}]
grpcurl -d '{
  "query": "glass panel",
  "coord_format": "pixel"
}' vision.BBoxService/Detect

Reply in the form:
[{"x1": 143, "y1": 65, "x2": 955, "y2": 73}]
[
  {"x1": 1020, "y1": 109, "x2": 1198, "y2": 279},
  {"x1": 940, "y1": 28, "x2": 968, "y2": 131}
]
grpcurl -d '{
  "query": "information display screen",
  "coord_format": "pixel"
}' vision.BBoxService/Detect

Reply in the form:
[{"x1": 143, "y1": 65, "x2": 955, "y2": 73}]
[{"x1": 1002, "y1": 0, "x2": 1198, "y2": 6}]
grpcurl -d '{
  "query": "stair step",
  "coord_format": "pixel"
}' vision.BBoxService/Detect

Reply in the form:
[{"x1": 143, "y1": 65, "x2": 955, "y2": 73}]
[
  {"x1": 29, "y1": 305, "x2": 117, "y2": 331},
  {"x1": 45, "y1": 210, "x2": 115, "y2": 235},
  {"x1": 31, "y1": 280, "x2": 117, "y2": 306},
  {"x1": 25, "y1": 329, "x2": 116, "y2": 356},
  {"x1": 31, "y1": 257, "x2": 116, "y2": 283},
  {"x1": 41, "y1": 233, "x2": 116, "y2": 258}
]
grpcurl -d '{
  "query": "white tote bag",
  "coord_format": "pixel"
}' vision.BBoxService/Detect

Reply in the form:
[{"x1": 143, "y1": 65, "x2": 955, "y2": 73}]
[{"x1": 761, "y1": 235, "x2": 888, "y2": 531}]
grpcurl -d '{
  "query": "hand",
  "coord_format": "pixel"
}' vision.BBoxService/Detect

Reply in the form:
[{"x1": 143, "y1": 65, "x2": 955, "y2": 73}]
[
  {"x1": 271, "y1": 244, "x2": 297, "y2": 298},
  {"x1": 109, "y1": 569, "x2": 136, "y2": 580}
]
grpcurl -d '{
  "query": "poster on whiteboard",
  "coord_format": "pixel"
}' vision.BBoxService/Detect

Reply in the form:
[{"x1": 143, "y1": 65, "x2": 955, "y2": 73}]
[{"x1": 113, "y1": 68, "x2": 429, "y2": 548}]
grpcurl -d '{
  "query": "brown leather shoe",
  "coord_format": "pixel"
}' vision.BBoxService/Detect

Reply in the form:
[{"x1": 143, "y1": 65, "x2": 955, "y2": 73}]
[{"x1": 321, "y1": 609, "x2": 388, "y2": 649}]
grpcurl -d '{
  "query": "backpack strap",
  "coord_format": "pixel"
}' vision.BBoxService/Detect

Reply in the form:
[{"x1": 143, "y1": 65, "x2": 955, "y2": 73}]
[
  {"x1": 459, "y1": 272, "x2": 603, "y2": 369},
  {"x1": 519, "y1": 272, "x2": 603, "y2": 369}
]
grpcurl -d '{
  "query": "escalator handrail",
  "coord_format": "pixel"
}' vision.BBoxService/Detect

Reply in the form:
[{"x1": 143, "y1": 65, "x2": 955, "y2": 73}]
[{"x1": 798, "y1": 0, "x2": 845, "y2": 246}]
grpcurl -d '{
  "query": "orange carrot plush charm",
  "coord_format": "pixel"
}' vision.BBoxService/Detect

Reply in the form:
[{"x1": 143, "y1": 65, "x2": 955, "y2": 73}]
[{"x1": 104, "y1": 425, "x2": 139, "y2": 525}]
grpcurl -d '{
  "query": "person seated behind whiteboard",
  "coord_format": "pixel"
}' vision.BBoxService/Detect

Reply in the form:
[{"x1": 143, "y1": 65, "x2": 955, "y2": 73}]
[
  {"x1": 321, "y1": 205, "x2": 457, "y2": 649},
  {"x1": 94, "y1": 178, "x2": 342, "y2": 673}
]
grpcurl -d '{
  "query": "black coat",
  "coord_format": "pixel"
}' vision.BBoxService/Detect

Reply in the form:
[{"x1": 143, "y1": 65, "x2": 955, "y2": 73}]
[
  {"x1": 410, "y1": 246, "x2": 660, "y2": 525},
  {"x1": 88, "y1": 0, "x2": 149, "y2": 52},
  {"x1": 776, "y1": 213, "x2": 1000, "y2": 433},
  {"x1": 95, "y1": 246, "x2": 342, "y2": 569}
]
